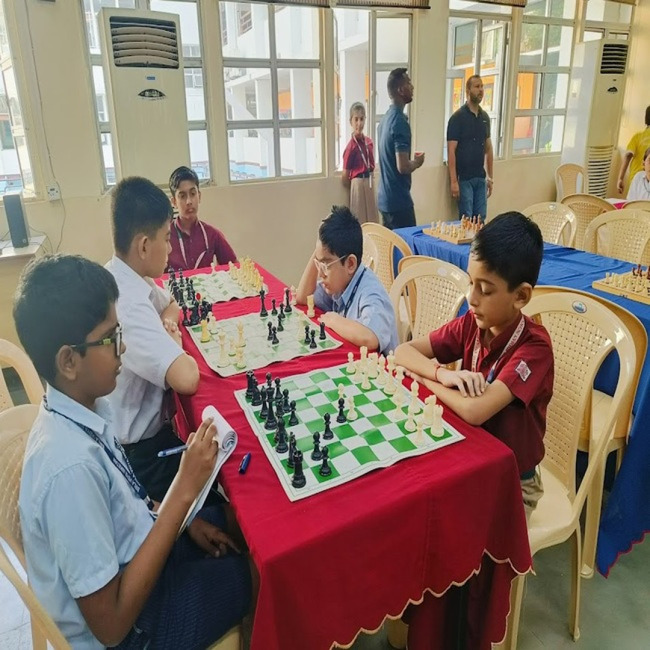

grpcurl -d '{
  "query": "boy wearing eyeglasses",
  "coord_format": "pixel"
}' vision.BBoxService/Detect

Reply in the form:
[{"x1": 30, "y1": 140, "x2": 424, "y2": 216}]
[
  {"x1": 15, "y1": 254, "x2": 251, "y2": 649},
  {"x1": 296, "y1": 206, "x2": 398, "y2": 354},
  {"x1": 105, "y1": 176, "x2": 200, "y2": 501}
]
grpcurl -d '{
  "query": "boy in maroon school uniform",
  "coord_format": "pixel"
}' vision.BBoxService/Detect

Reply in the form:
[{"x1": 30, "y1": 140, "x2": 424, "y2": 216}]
[
  {"x1": 395, "y1": 212, "x2": 553, "y2": 648},
  {"x1": 167, "y1": 166, "x2": 237, "y2": 272}
]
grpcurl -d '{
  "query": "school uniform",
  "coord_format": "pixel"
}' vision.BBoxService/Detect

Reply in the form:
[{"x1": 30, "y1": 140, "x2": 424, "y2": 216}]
[
  {"x1": 313, "y1": 263, "x2": 399, "y2": 355},
  {"x1": 167, "y1": 218, "x2": 236, "y2": 272},
  {"x1": 627, "y1": 171, "x2": 650, "y2": 201},
  {"x1": 342, "y1": 134, "x2": 378, "y2": 224}
]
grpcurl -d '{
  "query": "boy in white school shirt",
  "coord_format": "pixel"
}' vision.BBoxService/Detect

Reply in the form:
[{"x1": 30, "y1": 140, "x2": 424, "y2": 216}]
[{"x1": 105, "y1": 176, "x2": 200, "y2": 500}]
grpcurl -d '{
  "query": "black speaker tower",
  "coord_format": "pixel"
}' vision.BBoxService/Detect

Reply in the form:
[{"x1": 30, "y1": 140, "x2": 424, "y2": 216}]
[{"x1": 3, "y1": 193, "x2": 29, "y2": 248}]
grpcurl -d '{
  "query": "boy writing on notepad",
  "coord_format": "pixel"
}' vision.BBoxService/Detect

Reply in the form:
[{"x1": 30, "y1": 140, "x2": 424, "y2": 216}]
[
  {"x1": 395, "y1": 212, "x2": 553, "y2": 517},
  {"x1": 15, "y1": 254, "x2": 251, "y2": 649},
  {"x1": 296, "y1": 205, "x2": 398, "y2": 355}
]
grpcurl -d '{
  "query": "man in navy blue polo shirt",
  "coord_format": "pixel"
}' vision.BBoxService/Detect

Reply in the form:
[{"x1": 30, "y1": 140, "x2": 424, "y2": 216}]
[
  {"x1": 377, "y1": 68, "x2": 425, "y2": 230},
  {"x1": 447, "y1": 75, "x2": 494, "y2": 221}
]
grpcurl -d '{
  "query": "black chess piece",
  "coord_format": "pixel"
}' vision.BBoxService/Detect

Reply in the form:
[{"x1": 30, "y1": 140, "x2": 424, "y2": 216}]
[
  {"x1": 271, "y1": 326, "x2": 280, "y2": 345},
  {"x1": 291, "y1": 450, "x2": 307, "y2": 488},
  {"x1": 245, "y1": 370, "x2": 255, "y2": 400},
  {"x1": 267, "y1": 322, "x2": 273, "y2": 341},
  {"x1": 279, "y1": 304, "x2": 286, "y2": 321},
  {"x1": 284, "y1": 287, "x2": 293, "y2": 313},
  {"x1": 259, "y1": 289, "x2": 268, "y2": 317},
  {"x1": 287, "y1": 433, "x2": 297, "y2": 468},
  {"x1": 251, "y1": 378, "x2": 262, "y2": 406},
  {"x1": 319, "y1": 321, "x2": 326, "y2": 340},
  {"x1": 319, "y1": 446, "x2": 332, "y2": 477},
  {"x1": 259, "y1": 387, "x2": 269, "y2": 419},
  {"x1": 191, "y1": 303, "x2": 200, "y2": 326},
  {"x1": 271, "y1": 298, "x2": 278, "y2": 316},
  {"x1": 182, "y1": 306, "x2": 190, "y2": 326},
  {"x1": 277, "y1": 315, "x2": 284, "y2": 332},
  {"x1": 311, "y1": 431, "x2": 323, "y2": 461},
  {"x1": 282, "y1": 388, "x2": 290, "y2": 411},
  {"x1": 309, "y1": 330, "x2": 317, "y2": 349},
  {"x1": 336, "y1": 397, "x2": 347, "y2": 423},
  {"x1": 304, "y1": 325, "x2": 311, "y2": 344},
  {"x1": 323, "y1": 413, "x2": 333, "y2": 440},
  {"x1": 275, "y1": 416, "x2": 288, "y2": 453},
  {"x1": 169, "y1": 269, "x2": 176, "y2": 283},
  {"x1": 266, "y1": 372, "x2": 273, "y2": 392},
  {"x1": 274, "y1": 378, "x2": 282, "y2": 403},
  {"x1": 178, "y1": 270, "x2": 184, "y2": 285},
  {"x1": 288, "y1": 400, "x2": 299, "y2": 426},
  {"x1": 264, "y1": 398, "x2": 277, "y2": 431}
]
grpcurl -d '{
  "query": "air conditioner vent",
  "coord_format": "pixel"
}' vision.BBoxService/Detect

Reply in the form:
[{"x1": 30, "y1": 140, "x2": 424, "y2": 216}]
[
  {"x1": 109, "y1": 16, "x2": 178, "y2": 68},
  {"x1": 599, "y1": 43, "x2": 628, "y2": 75},
  {"x1": 587, "y1": 145, "x2": 614, "y2": 198}
]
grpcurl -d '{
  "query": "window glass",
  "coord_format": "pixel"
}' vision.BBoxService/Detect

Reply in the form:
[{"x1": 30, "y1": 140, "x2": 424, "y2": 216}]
[
  {"x1": 586, "y1": 0, "x2": 632, "y2": 24},
  {"x1": 450, "y1": 0, "x2": 511, "y2": 15},
  {"x1": 278, "y1": 68, "x2": 321, "y2": 120},
  {"x1": 228, "y1": 128, "x2": 274, "y2": 181},
  {"x1": 538, "y1": 115, "x2": 564, "y2": 153},
  {"x1": 376, "y1": 18, "x2": 409, "y2": 63},
  {"x1": 274, "y1": 6, "x2": 319, "y2": 60},
  {"x1": 221, "y1": 3, "x2": 270, "y2": 59},
  {"x1": 513, "y1": 116, "x2": 537, "y2": 155},
  {"x1": 224, "y1": 68, "x2": 273, "y2": 120},
  {"x1": 189, "y1": 129, "x2": 209, "y2": 179},
  {"x1": 280, "y1": 127, "x2": 322, "y2": 176},
  {"x1": 184, "y1": 68, "x2": 205, "y2": 121}
]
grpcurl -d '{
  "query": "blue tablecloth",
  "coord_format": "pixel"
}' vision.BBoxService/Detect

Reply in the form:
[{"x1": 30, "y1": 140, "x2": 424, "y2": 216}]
[{"x1": 395, "y1": 226, "x2": 650, "y2": 576}]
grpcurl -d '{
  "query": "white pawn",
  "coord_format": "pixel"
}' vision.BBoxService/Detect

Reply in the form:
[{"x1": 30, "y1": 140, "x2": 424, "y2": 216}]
[
  {"x1": 410, "y1": 380, "x2": 420, "y2": 414},
  {"x1": 360, "y1": 345, "x2": 368, "y2": 363},
  {"x1": 338, "y1": 383, "x2": 345, "y2": 401},
  {"x1": 236, "y1": 321, "x2": 246, "y2": 348},
  {"x1": 235, "y1": 346, "x2": 246, "y2": 370},
  {"x1": 228, "y1": 337, "x2": 237, "y2": 357},
  {"x1": 404, "y1": 400, "x2": 417, "y2": 432},
  {"x1": 346, "y1": 394, "x2": 358, "y2": 421},
  {"x1": 376, "y1": 354, "x2": 386, "y2": 386},
  {"x1": 367, "y1": 352, "x2": 378, "y2": 379},
  {"x1": 393, "y1": 385, "x2": 404, "y2": 411},
  {"x1": 414, "y1": 418, "x2": 425, "y2": 446},
  {"x1": 346, "y1": 352, "x2": 355, "y2": 374},
  {"x1": 217, "y1": 331, "x2": 229, "y2": 367},
  {"x1": 361, "y1": 364, "x2": 371, "y2": 390},
  {"x1": 395, "y1": 365, "x2": 405, "y2": 389}
]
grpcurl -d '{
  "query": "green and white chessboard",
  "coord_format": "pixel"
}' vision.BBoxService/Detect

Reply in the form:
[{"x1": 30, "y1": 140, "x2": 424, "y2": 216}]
[
  {"x1": 167, "y1": 270, "x2": 263, "y2": 303},
  {"x1": 235, "y1": 363, "x2": 465, "y2": 501},
  {"x1": 187, "y1": 310, "x2": 342, "y2": 377}
]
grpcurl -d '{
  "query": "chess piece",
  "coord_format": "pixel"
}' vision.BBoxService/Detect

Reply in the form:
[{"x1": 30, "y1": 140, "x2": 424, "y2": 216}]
[
  {"x1": 217, "y1": 331, "x2": 228, "y2": 367},
  {"x1": 346, "y1": 352, "x2": 355, "y2": 374},
  {"x1": 277, "y1": 315, "x2": 284, "y2": 332},
  {"x1": 245, "y1": 370, "x2": 255, "y2": 401},
  {"x1": 337, "y1": 384, "x2": 345, "y2": 401},
  {"x1": 267, "y1": 322, "x2": 274, "y2": 341},
  {"x1": 274, "y1": 377, "x2": 282, "y2": 404},
  {"x1": 266, "y1": 371, "x2": 273, "y2": 392},
  {"x1": 200, "y1": 319, "x2": 210, "y2": 343},
  {"x1": 291, "y1": 450, "x2": 307, "y2": 488},
  {"x1": 306, "y1": 294, "x2": 315, "y2": 318},
  {"x1": 284, "y1": 287, "x2": 293, "y2": 313},
  {"x1": 260, "y1": 387, "x2": 269, "y2": 419},
  {"x1": 290, "y1": 285, "x2": 297, "y2": 306},
  {"x1": 271, "y1": 298, "x2": 278, "y2": 316},
  {"x1": 304, "y1": 325, "x2": 311, "y2": 345},
  {"x1": 271, "y1": 326, "x2": 280, "y2": 345},
  {"x1": 414, "y1": 418, "x2": 425, "y2": 446},
  {"x1": 237, "y1": 321, "x2": 246, "y2": 348},
  {"x1": 228, "y1": 337, "x2": 237, "y2": 357},
  {"x1": 346, "y1": 394, "x2": 358, "y2": 421},
  {"x1": 235, "y1": 347, "x2": 246, "y2": 370},
  {"x1": 319, "y1": 321, "x2": 326, "y2": 340},
  {"x1": 410, "y1": 380, "x2": 420, "y2": 414},
  {"x1": 311, "y1": 431, "x2": 323, "y2": 461},
  {"x1": 319, "y1": 446, "x2": 332, "y2": 477},
  {"x1": 431, "y1": 404, "x2": 445, "y2": 438},
  {"x1": 361, "y1": 365, "x2": 371, "y2": 390},
  {"x1": 264, "y1": 399, "x2": 277, "y2": 431},
  {"x1": 251, "y1": 378, "x2": 262, "y2": 406},
  {"x1": 323, "y1": 413, "x2": 333, "y2": 440},
  {"x1": 259, "y1": 289, "x2": 268, "y2": 317},
  {"x1": 367, "y1": 352, "x2": 378, "y2": 379},
  {"x1": 275, "y1": 416, "x2": 288, "y2": 453},
  {"x1": 336, "y1": 397, "x2": 347, "y2": 423},
  {"x1": 309, "y1": 330, "x2": 317, "y2": 349},
  {"x1": 404, "y1": 401, "x2": 417, "y2": 432},
  {"x1": 376, "y1": 355, "x2": 386, "y2": 386},
  {"x1": 287, "y1": 433, "x2": 297, "y2": 468},
  {"x1": 288, "y1": 400, "x2": 299, "y2": 426},
  {"x1": 282, "y1": 388, "x2": 290, "y2": 412}
]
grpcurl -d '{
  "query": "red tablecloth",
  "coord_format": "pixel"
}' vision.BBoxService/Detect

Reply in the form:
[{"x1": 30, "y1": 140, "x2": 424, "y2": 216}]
[{"x1": 172, "y1": 264, "x2": 532, "y2": 650}]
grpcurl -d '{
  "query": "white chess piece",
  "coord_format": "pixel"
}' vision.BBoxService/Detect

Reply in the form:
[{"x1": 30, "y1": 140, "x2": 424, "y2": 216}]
[
  {"x1": 306, "y1": 294, "x2": 315, "y2": 318},
  {"x1": 367, "y1": 352, "x2": 378, "y2": 379},
  {"x1": 431, "y1": 405, "x2": 444, "y2": 438},
  {"x1": 361, "y1": 364, "x2": 371, "y2": 390},
  {"x1": 338, "y1": 383, "x2": 345, "y2": 401},
  {"x1": 228, "y1": 337, "x2": 237, "y2": 357},
  {"x1": 410, "y1": 380, "x2": 420, "y2": 414},
  {"x1": 346, "y1": 394, "x2": 358, "y2": 421},
  {"x1": 346, "y1": 352, "x2": 355, "y2": 374},
  {"x1": 211, "y1": 261, "x2": 217, "y2": 275},
  {"x1": 414, "y1": 418, "x2": 425, "y2": 446},
  {"x1": 237, "y1": 321, "x2": 246, "y2": 348},
  {"x1": 395, "y1": 366, "x2": 405, "y2": 389},
  {"x1": 235, "y1": 346, "x2": 246, "y2": 369},
  {"x1": 393, "y1": 385, "x2": 404, "y2": 411},
  {"x1": 404, "y1": 400, "x2": 417, "y2": 432},
  {"x1": 217, "y1": 332, "x2": 228, "y2": 367}
]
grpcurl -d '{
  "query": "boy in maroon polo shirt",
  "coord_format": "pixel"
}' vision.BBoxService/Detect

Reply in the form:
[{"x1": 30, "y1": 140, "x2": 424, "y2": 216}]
[
  {"x1": 167, "y1": 166, "x2": 237, "y2": 272},
  {"x1": 395, "y1": 211, "x2": 553, "y2": 517}
]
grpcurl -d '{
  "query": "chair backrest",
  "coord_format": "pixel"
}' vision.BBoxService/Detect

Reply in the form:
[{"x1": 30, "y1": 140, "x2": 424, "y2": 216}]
[
  {"x1": 522, "y1": 202, "x2": 577, "y2": 247},
  {"x1": 389, "y1": 259, "x2": 469, "y2": 342},
  {"x1": 0, "y1": 404, "x2": 70, "y2": 648},
  {"x1": 361, "y1": 222, "x2": 413, "y2": 294},
  {"x1": 0, "y1": 339, "x2": 44, "y2": 412},
  {"x1": 560, "y1": 193, "x2": 615, "y2": 250},
  {"x1": 532, "y1": 285, "x2": 647, "y2": 444},
  {"x1": 582, "y1": 209, "x2": 650, "y2": 265},
  {"x1": 623, "y1": 199, "x2": 650, "y2": 212},
  {"x1": 362, "y1": 233, "x2": 378, "y2": 273},
  {"x1": 555, "y1": 163, "x2": 587, "y2": 200},
  {"x1": 522, "y1": 292, "x2": 636, "y2": 509}
]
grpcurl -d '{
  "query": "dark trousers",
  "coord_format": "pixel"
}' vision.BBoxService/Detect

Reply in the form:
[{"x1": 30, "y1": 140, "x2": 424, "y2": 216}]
[{"x1": 380, "y1": 206, "x2": 416, "y2": 230}]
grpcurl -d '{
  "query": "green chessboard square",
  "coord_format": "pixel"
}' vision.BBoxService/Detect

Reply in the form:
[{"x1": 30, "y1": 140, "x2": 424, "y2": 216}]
[
  {"x1": 336, "y1": 375, "x2": 353, "y2": 386},
  {"x1": 354, "y1": 394, "x2": 370, "y2": 406},
  {"x1": 265, "y1": 432, "x2": 276, "y2": 447},
  {"x1": 362, "y1": 429, "x2": 386, "y2": 445},
  {"x1": 295, "y1": 436, "x2": 314, "y2": 453},
  {"x1": 280, "y1": 458, "x2": 294, "y2": 474},
  {"x1": 368, "y1": 413, "x2": 391, "y2": 428},
  {"x1": 373, "y1": 398, "x2": 396, "y2": 413},
  {"x1": 334, "y1": 424, "x2": 357, "y2": 440},
  {"x1": 396, "y1": 420, "x2": 414, "y2": 436},
  {"x1": 306, "y1": 419, "x2": 326, "y2": 434},
  {"x1": 303, "y1": 385, "x2": 321, "y2": 397},
  {"x1": 319, "y1": 340, "x2": 337, "y2": 349},
  {"x1": 315, "y1": 403, "x2": 336, "y2": 417},
  {"x1": 282, "y1": 380, "x2": 298, "y2": 393},
  {"x1": 294, "y1": 398, "x2": 312, "y2": 411},
  {"x1": 324, "y1": 389, "x2": 341, "y2": 402},
  {"x1": 389, "y1": 437, "x2": 417, "y2": 453},
  {"x1": 312, "y1": 463, "x2": 340, "y2": 483},
  {"x1": 429, "y1": 429, "x2": 452, "y2": 442},
  {"x1": 352, "y1": 446, "x2": 379, "y2": 464},
  {"x1": 310, "y1": 371, "x2": 330, "y2": 384},
  {"x1": 325, "y1": 441, "x2": 348, "y2": 459}
]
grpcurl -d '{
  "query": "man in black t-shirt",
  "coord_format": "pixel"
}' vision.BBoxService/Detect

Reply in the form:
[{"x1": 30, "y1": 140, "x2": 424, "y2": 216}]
[{"x1": 447, "y1": 75, "x2": 493, "y2": 220}]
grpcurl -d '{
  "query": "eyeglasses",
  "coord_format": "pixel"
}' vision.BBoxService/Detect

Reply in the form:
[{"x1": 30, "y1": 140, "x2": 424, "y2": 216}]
[
  {"x1": 313, "y1": 255, "x2": 348, "y2": 277},
  {"x1": 69, "y1": 325, "x2": 123, "y2": 358}
]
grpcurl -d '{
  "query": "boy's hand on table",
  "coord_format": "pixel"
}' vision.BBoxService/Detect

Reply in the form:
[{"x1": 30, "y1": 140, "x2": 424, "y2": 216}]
[
  {"x1": 436, "y1": 367, "x2": 485, "y2": 397},
  {"x1": 187, "y1": 517, "x2": 241, "y2": 558}
]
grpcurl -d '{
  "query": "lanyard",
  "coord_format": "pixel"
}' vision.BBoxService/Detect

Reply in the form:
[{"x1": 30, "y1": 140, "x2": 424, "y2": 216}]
[
  {"x1": 471, "y1": 315, "x2": 525, "y2": 384},
  {"x1": 354, "y1": 135, "x2": 371, "y2": 173},
  {"x1": 175, "y1": 218, "x2": 209, "y2": 270},
  {"x1": 339, "y1": 267, "x2": 367, "y2": 318},
  {"x1": 44, "y1": 398, "x2": 156, "y2": 515}
]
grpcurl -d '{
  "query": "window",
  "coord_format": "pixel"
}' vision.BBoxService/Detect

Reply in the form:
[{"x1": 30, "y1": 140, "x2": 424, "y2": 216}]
[
  {"x1": 513, "y1": 0, "x2": 575, "y2": 155},
  {"x1": 221, "y1": 2, "x2": 322, "y2": 181},
  {"x1": 0, "y1": 2, "x2": 33, "y2": 195},
  {"x1": 82, "y1": 0, "x2": 208, "y2": 184},
  {"x1": 446, "y1": 1, "x2": 511, "y2": 158},
  {"x1": 333, "y1": 9, "x2": 412, "y2": 170},
  {"x1": 583, "y1": 0, "x2": 633, "y2": 41}
]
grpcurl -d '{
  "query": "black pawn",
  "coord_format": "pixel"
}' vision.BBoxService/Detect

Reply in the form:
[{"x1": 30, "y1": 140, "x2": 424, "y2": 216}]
[
  {"x1": 282, "y1": 388, "x2": 290, "y2": 411},
  {"x1": 264, "y1": 398, "x2": 277, "y2": 430},
  {"x1": 287, "y1": 433, "x2": 297, "y2": 468},
  {"x1": 267, "y1": 322, "x2": 274, "y2": 341},
  {"x1": 259, "y1": 387, "x2": 269, "y2": 419},
  {"x1": 304, "y1": 325, "x2": 311, "y2": 344},
  {"x1": 182, "y1": 306, "x2": 190, "y2": 326},
  {"x1": 284, "y1": 287, "x2": 293, "y2": 313},
  {"x1": 245, "y1": 370, "x2": 255, "y2": 401},
  {"x1": 323, "y1": 413, "x2": 333, "y2": 440},
  {"x1": 277, "y1": 315, "x2": 284, "y2": 332},
  {"x1": 291, "y1": 450, "x2": 307, "y2": 488},
  {"x1": 266, "y1": 372, "x2": 273, "y2": 392},
  {"x1": 251, "y1": 378, "x2": 262, "y2": 406},
  {"x1": 274, "y1": 378, "x2": 283, "y2": 403},
  {"x1": 288, "y1": 400, "x2": 299, "y2": 426},
  {"x1": 271, "y1": 326, "x2": 280, "y2": 345},
  {"x1": 271, "y1": 298, "x2": 278, "y2": 316},
  {"x1": 309, "y1": 330, "x2": 317, "y2": 349},
  {"x1": 311, "y1": 431, "x2": 323, "y2": 461},
  {"x1": 275, "y1": 416, "x2": 288, "y2": 453},
  {"x1": 259, "y1": 289, "x2": 268, "y2": 317},
  {"x1": 319, "y1": 446, "x2": 332, "y2": 477},
  {"x1": 279, "y1": 303, "x2": 286, "y2": 320},
  {"x1": 319, "y1": 321, "x2": 326, "y2": 340},
  {"x1": 336, "y1": 397, "x2": 347, "y2": 423}
]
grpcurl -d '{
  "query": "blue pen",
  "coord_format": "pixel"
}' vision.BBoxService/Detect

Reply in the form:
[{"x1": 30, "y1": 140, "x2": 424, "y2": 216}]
[
  {"x1": 239, "y1": 452, "x2": 252, "y2": 474},
  {"x1": 157, "y1": 444, "x2": 188, "y2": 458}
]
